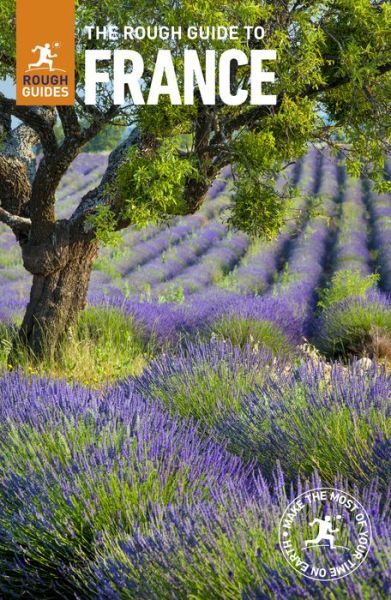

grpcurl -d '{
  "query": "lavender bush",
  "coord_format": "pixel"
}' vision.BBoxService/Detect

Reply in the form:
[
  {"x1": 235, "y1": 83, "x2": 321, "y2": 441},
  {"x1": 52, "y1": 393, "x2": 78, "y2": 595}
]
[
  {"x1": 84, "y1": 473, "x2": 390, "y2": 600},
  {"x1": 332, "y1": 178, "x2": 372, "y2": 277},
  {"x1": 316, "y1": 291, "x2": 391, "y2": 360},
  {"x1": 133, "y1": 339, "x2": 391, "y2": 486},
  {"x1": 370, "y1": 190, "x2": 391, "y2": 292},
  {"x1": 268, "y1": 154, "x2": 339, "y2": 336},
  {"x1": 0, "y1": 372, "x2": 252, "y2": 596},
  {"x1": 0, "y1": 372, "x2": 389, "y2": 599},
  {"x1": 219, "y1": 149, "x2": 318, "y2": 296}
]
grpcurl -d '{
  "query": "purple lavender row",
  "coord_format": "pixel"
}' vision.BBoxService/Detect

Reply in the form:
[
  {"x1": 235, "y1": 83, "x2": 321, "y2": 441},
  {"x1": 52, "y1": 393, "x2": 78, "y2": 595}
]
[
  {"x1": 0, "y1": 267, "x2": 30, "y2": 321},
  {"x1": 138, "y1": 341, "x2": 391, "y2": 486},
  {"x1": 104, "y1": 285, "x2": 304, "y2": 348},
  {"x1": 58, "y1": 151, "x2": 223, "y2": 222},
  {"x1": 117, "y1": 172, "x2": 231, "y2": 252},
  {"x1": 222, "y1": 149, "x2": 319, "y2": 295},
  {"x1": 69, "y1": 152, "x2": 109, "y2": 177},
  {"x1": 56, "y1": 152, "x2": 108, "y2": 196},
  {"x1": 370, "y1": 188, "x2": 391, "y2": 292},
  {"x1": 94, "y1": 153, "x2": 325, "y2": 342},
  {"x1": 94, "y1": 175, "x2": 232, "y2": 278},
  {"x1": 0, "y1": 229, "x2": 32, "y2": 320},
  {"x1": 56, "y1": 155, "x2": 108, "y2": 204},
  {"x1": 269, "y1": 154, "x2": 339, "y2": 326},
  {"x1": 0, "y1": 159, "x2": 226, "y2": 268},
  {"x1": 87, "y1": 214, "x2": 228, "y2": 300},
  {"x1": 224, "y1": 235, "x2": 288, "y2": 295},
  {"x1": 0, "y1": 227, "x2": 16, "y2": 252},
  {"x1": 87, "y1": 182, "x2": 232, "y2": 295},
  {"x1": 332, "y1": 177, "x2": 371, "y2": 276},
  {"x1": 152, "y1": 232, "x2": 250, "y2": 297},
  {"x1": 117, "y1": 223, "x2": 227, "y2": 296},
  {"x1": 117, "y1": 210, "x2": 228, "y2": 278}
]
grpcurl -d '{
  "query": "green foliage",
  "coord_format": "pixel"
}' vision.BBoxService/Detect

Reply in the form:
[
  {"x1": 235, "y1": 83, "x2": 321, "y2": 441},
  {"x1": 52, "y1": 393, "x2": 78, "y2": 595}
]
[
  {"x1": 138, "y1": 101, "x2": 196, "y2": 139},
  {"x1": 0, "y1": 247, "x2": 22, "y2": 268},
  {"x1": 318, "y1": 270, "x2": 380, "y2": 309},
  {"x1": 116, "y1": 140, "x2": 197, "y2": 229},
  {"x1": 149, "y1": 355, "x2": 268, "y2": 427},
  {"x1": 228, "y1": 169, "x2": 287, "y2": 239},
  {"x1": 317, "y1": 299, "x2": 391, "y2": 360},
  {"x1": 85, "y1": 205, "x2": 122, "y2": 246},
  {"x1": 212, "y1": 317, "x2": 293, "y2": 356},
  {"x1": 83, "y1": 124, "x2": 126, "y2": 153},
  {"x1": 0, "y1": 322, "x2": 13, "y2": 366},
  {"x1": 157, "y1": 286, "x2": 185, "y2": 305},
  {"x1": 92, "y1": 243, "x2": 131, "y2": 280},
  {"x1": 268, "y1": 96, "x2": 319, "y2": 160},
  {"x1": 92, "y1": 255, "x2": 122, "y2": 280},
  {"x1": 229, "y1": 96, "x2": 322, "y2": 237},
  {"x1": 1, "y1": 0, "x2": 390, "y2": 235},
  {"x1": 0, "y1": 0, "x2": 15, "y2": 79},
  {"x1": 2, "y1": 308, "x2": 153, "y2": 386},
  {"x1": 232, "y1": 380, "x2": 390, "y2": 488}
]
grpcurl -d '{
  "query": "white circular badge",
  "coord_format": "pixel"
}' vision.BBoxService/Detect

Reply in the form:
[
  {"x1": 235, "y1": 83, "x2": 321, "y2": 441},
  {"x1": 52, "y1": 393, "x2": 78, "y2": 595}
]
[{"x1": 279, "y1": 487, "x2": 372, "y2": 581}]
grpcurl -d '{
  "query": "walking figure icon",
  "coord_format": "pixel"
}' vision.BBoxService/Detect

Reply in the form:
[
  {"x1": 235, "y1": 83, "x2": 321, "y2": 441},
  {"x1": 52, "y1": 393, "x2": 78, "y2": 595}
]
[
  {"x1": 28, "y1": 43, "x2": 60, "y2": 72},
  {"x1": 304, "y1": 515, "x2": 343, "y2": 550}
]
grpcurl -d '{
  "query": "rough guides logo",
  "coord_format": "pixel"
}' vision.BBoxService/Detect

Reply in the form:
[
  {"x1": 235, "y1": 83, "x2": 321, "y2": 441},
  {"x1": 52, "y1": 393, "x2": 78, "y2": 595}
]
[{"x1": 16, "y1": 0, "x2": 75, "y2": 105}]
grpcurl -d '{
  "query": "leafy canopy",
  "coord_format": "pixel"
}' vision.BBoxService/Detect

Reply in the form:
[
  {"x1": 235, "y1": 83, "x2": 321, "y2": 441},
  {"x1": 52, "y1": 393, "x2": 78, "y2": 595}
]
[{"x1": 0, "y1": 0, "x2": 390, "y2": 237}]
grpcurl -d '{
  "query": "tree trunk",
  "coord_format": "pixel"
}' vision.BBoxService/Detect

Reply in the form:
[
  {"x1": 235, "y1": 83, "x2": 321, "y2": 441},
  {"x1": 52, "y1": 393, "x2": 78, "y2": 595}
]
[
  {"x1": 13, "y1": 234, "x2": 98, "y2": 362},
  {"x1": 183, "y1": 177, "x2": 210, "y2": 214}
]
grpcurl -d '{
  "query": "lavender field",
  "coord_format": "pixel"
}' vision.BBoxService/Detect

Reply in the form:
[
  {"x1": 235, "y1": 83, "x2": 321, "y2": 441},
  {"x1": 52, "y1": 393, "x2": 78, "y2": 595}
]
[{"x1": 0, "y1": 149, "x2": 390, "y2": 598}]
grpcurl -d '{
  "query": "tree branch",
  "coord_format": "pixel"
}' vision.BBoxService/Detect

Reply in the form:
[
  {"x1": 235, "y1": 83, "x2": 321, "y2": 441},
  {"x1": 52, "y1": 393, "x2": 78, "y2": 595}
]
[
  {"x1": 226, "y1": 102, "x2": 282, "y2": 133},
  {"x1": 0, "y1": 53, "x2": 14, "y2": 70},
  {"x1": 57, "y1": 106, "x2": 81, "y2": 139},
  {"x1": 0, "y1": 110, "x2": 11, "y2": 137},
  {"x1": 29, "y1": 104, "x2": 123, "y2": 241},
  {"x1": 0, "y1": 123, "x2": 37, "y2": 219},
  {"x1": 80, "y1": 104, "x2": 121, "y2": 143},
  {"x1": 2, "y1": 123, "x2": 38, "y2": 178},
  {"x1": 306, "y1": 62, "x2": 391, "y2": 98},
  {"x1": 226, "y1": 60, "x2": 391, "y2": 133},
  {"x1": 0, "y1": 94, "x2": 58, "y2": 154},
  {"x1": 0, "y1": 206, "x2": 31, "y2": 234},
  {"x1": 69, "y1": 128, "x2": 141, "y2": 237},
  {"x1": 75, "y1": 93, "x2": 102, "y2": 120}
]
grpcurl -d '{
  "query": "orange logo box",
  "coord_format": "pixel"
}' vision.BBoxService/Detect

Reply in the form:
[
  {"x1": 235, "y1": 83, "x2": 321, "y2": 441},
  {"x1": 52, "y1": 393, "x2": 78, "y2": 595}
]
[{"x1": 16, "y1": 0, "x2": 75, "y2": 105}]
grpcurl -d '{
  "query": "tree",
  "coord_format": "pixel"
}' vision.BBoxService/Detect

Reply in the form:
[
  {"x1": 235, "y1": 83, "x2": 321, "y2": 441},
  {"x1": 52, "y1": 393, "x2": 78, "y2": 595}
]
[
  {"x1": 0, "y1": 0, "x2": 390, "y2": 360},
  {"x1": 52, "y1": 121, "x2": 126, "y2": 152},
  {"x1": 82, "y1": 124, "x2": 125, "y2": 153}
]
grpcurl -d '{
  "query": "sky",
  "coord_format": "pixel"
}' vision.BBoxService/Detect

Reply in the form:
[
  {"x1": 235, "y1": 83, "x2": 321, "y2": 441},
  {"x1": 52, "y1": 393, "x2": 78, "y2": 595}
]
[
  {"x1": 1, "y1": 77, "x2": 18, "y2": 127},
  {"x1": 0, "y1": 77, "x2": 15, "y2": 98}
]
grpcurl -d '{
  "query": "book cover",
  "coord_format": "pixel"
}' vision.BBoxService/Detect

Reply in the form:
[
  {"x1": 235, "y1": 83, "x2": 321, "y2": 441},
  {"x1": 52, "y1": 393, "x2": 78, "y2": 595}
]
[{"x1": 0, "y1": 1, "x2": 390, "y2": 597}]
